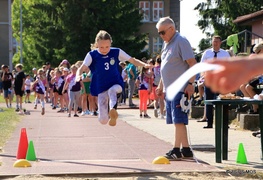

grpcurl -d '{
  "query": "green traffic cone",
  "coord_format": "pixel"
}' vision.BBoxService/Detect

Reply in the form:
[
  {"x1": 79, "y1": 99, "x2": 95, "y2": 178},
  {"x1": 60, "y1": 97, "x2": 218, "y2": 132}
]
[
  {"x1": 236, "y1": 143, "x2": 248, "y2": 164},
  {"x1": 26, "y1": 140, "x2": 37, "y2": 161}
]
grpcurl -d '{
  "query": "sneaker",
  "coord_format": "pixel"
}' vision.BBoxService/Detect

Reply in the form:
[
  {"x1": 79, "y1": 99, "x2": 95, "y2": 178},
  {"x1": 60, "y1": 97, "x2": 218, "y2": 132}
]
[
  {"x1": 74, "y1": 114, "x2": 79, "y2": 117},
  {"x1": 144, "y1": 114, "x2": 151, "y2": 118},
  {"x1": 164, "y1": 148, "x2": 182, "y2": 161},
  {"x1": 81, "y1": 111, "x2": 86, "y2": 116},
  {"x1": 68, "y1": 113, "x2": 71, "y2": 117},
  {"x1": 160, "y1": 115, "x2": 165, "y2": 119},
  {"x1": 28, "y1": 101, "x2": 32, "y2": 103},
  {"x1": 34, "y1": 105, "x2": 37, "y2": 109},
  {"x1": 57, "y1": 109, "x2": 64, "y2": 113},
  {"x1": 41, "y1": 108, "x2": 45, "y2": 115},
  {"x1": 140, "y1": 114, "x2": 142, "y2": 118},
  {"x1": 85, "y1": 110, "x2": 90, "y2": 115},
  {"x1": 109, "y1": 108, "x2": 118, "y2": 126},
  {"x1": 52, "y1": 106, "x2": 56, "y2": 110},
  {"x1": 154, "y1": 109, "x2": 158, "y2": 118},
  {"x1": 181, "y1": 147, "x2": 194, "y2": 159},
  {"x1": 15, "y1": 108, "x2": 20, "y2": 112}
]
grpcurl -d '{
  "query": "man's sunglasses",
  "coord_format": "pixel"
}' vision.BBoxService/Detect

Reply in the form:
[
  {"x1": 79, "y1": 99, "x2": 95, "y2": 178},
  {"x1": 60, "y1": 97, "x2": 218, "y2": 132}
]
[{"x1": 158, "y1": 27, "x2": 171, "y2": 36}]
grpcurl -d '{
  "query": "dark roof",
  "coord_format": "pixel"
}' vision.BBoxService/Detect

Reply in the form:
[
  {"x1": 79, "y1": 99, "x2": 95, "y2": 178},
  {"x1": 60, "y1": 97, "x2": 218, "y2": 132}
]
[{"x1": 233, "y1": 10, "x2": 263, "y2": 25}]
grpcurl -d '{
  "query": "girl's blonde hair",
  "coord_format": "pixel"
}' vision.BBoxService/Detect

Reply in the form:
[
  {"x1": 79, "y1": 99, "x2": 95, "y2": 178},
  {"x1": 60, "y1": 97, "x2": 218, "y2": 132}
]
[{"x1": 95, "y1": 30, "x2": 112, "y2": 43}]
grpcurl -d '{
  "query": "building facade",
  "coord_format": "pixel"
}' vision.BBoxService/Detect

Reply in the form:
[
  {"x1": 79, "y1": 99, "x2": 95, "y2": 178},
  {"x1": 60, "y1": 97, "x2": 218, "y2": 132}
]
[
  {"x1": 138, "y1": 0, "x2": 180, "y2": 56},
  {"x1": 0, "y1": 0, "x2": 13, "y2": 69},
  {"x1": 233, "y1": 10, "x2": 263, "y2": 45}
]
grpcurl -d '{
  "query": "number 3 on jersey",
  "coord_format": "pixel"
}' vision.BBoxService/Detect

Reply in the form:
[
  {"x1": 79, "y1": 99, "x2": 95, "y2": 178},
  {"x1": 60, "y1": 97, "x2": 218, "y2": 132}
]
[{"x1": 104, "y1": 62, "x2": 109, "y2": 70}]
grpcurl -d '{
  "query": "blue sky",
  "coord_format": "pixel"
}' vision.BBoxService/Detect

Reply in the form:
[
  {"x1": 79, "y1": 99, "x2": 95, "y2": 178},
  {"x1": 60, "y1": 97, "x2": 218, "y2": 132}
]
[{"x1": 180, "y1": 0, "x2": 207, "y2": 52}]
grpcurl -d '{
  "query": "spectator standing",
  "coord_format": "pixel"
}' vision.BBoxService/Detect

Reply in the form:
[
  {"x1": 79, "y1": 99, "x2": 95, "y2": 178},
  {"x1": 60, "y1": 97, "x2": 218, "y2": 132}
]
[
  {"x1": 63, "y1": 64, "x2": 84, "y2": 117},
  {"x1": 14, "y1": 64, "x2": 26, "y2": 112},
  {"x1": 155, "y1": 17, "x2": 197, "y2": 160},
  {"x1": 136, "y1": 67, "x2": 151, "y2": 118},
  {"x1": 126, "y1": 62, "x2": 137, "y2": 107},
  {"x1": 1, "y1": 65, "x2": 13, "y2": 108},
  {"x1": 200, "y1": 35, "x2": 230, "y2": 128},
  {"x1": 119, "y1": 62, "x2": 127, "y2": 105},
  {"x1": 152, "y1": 56, "x2": 165, "y2": 118},
  {"x1": 24, "y1": 74, "x2": 32, "y2": 103},
  {"x1": 81, "y1": 70, "x2": 92, "y2": 116}
]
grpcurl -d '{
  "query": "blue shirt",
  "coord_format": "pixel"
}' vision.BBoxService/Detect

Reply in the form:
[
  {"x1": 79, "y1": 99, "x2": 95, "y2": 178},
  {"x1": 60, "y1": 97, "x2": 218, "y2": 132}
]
[{"x1": 84, "y1": 48, "x2": 130, "y2": 95}]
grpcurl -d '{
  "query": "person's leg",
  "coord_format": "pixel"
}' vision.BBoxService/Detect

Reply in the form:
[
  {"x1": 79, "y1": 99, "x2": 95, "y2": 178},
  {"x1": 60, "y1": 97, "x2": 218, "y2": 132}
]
[
  {"x1": 63, "y1": 92, "x2": 69, "y2": 111},
  {"x1": 108, "y1": 84, "x2": 122, "y2": 110},
  {"x1": 53, "y1": 92, "x2": 58, "y2": 109},
  {"x1": 164, "y1": 92, "x2": 192, "y2": 160},
  {"x1": 68, "y1": 91, "x2": 74, "y2": 117},
  {"x1": 198, "y1": 84, "x2": 204, "y2": 99},
  {"x1": 159, "y1": 95, "x2": 165, "y2": 118},
  {"x1": 88, "y1": 94, "x2": 96, "y2": 115},
  {"x1": 73, "y1": 91, "x2": 81, "y2": 116},
  {"x1": 240, "y1": 84, "x2": 250, "y2": 97},
  {"x1": 81, "y1": 93, "x2": 88, "y2": 115},
  {"x1": 39, "y1": 94, "x2": 45, "y2": 115},
  {"x1": 204, "y1": 86, "x2": 215, "y2": 128},
  {"x1": 18, "y1": 91, "x2": 23, "y2": 110},
  {"x1": 108, "y1": 85, "x2": 122, "y2": 126},
  {"x1": 174, "y1": 124, "x2": 189, "y2": 147},
  {"x1": 141, "y1": 90, "x2": 150, "y2": 117},
  {"x1": 4, "y1": 90, "x2": 8, "y2": 107},
  {"x1": 8, "y1": 89, "x2": 12, "y2": 107},
  {"x1": 98, "y1": 91, "x2": 109, "y2": 124},
  {"x1": 128, "y1": 79, "x2": 135, "y2": 106},
  {"x1": 246, "y1": 84, "x2": 258, "y2": 112},
  {"x1": 139, "y1": 90, "x2": 143, "y2": 116}
]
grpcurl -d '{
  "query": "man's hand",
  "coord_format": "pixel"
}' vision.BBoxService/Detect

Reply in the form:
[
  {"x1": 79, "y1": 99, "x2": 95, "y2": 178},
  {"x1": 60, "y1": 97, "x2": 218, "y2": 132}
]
[{"x1": 184, "y1": 84, "x2": 194, "y2": 99}]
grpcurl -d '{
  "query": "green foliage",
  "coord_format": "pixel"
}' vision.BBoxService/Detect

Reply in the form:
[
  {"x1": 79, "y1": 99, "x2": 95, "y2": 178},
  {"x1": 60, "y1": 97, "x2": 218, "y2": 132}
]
[
  {"x1": 12, "y1": 0, "x2": 147, "y2": 72},
  {"x1": 0, "y1": 108, "x2": 20, "y2": 148},
  {"x1": 195, "y1": 0, "x2": 263, "y2": 51}
]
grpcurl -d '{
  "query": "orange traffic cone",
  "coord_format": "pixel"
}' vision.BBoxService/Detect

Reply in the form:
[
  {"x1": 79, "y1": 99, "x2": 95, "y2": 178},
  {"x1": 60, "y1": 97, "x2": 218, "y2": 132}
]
[{"x1": 16, "y1": 128, "x2": 28, "y2": 159}]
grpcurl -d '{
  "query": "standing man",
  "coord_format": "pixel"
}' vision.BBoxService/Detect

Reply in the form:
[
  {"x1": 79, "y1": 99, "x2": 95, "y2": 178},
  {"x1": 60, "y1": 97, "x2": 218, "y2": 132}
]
[
  {"x1": 156, "y1": 17, "x2": 197, "y2": 160},
  {"x1": 201, "y1": 35, "x2": 230, "y2": 128},
  {"x1": 14, "y1": 64, "x2": 26, "y2": 112},
  {"x1": 126, "y1": 62, "x2": 137, "y2": 107}
]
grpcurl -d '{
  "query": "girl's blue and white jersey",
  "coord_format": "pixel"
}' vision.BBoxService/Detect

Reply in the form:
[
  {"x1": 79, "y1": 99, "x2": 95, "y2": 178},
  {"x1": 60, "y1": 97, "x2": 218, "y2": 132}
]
[{"x1": 83, "y1": 47, "x2": 131, "y2": 95}]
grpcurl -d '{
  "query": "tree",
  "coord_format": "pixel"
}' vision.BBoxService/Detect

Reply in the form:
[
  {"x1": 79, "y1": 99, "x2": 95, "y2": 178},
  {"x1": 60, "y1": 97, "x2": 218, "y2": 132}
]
[
  {"x1": 12, "y1": 0, "x2": 147, "y2": 72},
  {"x1": 195, "y1": 0, "x2": 263, "y2": 51}
]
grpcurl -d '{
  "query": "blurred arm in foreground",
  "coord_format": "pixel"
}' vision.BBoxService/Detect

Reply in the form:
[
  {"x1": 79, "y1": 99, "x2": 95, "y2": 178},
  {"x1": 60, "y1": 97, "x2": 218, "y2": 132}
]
[{"x1": 205, "y1": 54, "x2": 263, "y2": 94}]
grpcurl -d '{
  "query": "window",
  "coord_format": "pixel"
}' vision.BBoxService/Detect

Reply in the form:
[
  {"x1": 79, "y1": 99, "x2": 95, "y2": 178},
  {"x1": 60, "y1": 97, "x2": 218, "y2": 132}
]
[
  {"x1": 142, "y1": 38, "x2": 149, "y2": 52},
  {"x1": 153, "y1": 1, "x2": 163, "y2": 22},
  {"x1": 153, "y1": 37, "x2": 163, "y2": 53},
  {"x1": 139, "y1": 1, "x2": 150, "y2": 22}
]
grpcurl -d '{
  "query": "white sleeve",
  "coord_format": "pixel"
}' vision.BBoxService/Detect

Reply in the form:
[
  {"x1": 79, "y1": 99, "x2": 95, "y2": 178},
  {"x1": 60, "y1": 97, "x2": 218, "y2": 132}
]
[
  {"x1": 118, "y1": 49, "x2": 132, "y2": 62},
  {"x1": 200, "y1": 50, "x2": 208, "y2": 63},
  {"x1": 83, "y1": 53, "x2": 93, "y2": 67}
]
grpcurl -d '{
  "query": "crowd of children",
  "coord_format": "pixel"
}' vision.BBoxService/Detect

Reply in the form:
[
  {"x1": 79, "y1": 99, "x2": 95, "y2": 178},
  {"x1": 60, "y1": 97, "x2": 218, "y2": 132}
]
[{"x1": 0, "y1": 31, "x2": 166, "y2": 126}]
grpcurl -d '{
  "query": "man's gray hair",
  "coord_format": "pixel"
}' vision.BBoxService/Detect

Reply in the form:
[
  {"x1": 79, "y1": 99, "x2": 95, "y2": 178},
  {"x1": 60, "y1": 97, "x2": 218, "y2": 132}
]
[{"x1": 156, "y1": 16, "x2": 175, "y2": 29}]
